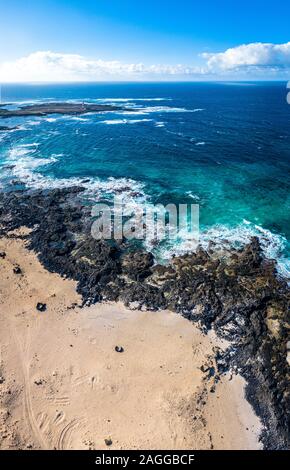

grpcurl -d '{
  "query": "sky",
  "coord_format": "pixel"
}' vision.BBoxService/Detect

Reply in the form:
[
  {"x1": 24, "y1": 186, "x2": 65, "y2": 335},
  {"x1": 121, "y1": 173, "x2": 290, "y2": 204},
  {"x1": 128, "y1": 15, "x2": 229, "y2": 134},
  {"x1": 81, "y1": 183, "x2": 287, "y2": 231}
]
[{"x1": 0, "y1": 0, "x2": 290, "y2": 81}]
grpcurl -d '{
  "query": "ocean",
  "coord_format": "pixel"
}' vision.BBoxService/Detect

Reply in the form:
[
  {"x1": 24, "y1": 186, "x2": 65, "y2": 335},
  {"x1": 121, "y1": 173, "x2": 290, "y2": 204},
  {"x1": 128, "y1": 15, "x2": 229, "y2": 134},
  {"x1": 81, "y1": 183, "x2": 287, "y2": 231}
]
[{"x1": 0, "y1": 82, "x2": 289, "y2": 277}]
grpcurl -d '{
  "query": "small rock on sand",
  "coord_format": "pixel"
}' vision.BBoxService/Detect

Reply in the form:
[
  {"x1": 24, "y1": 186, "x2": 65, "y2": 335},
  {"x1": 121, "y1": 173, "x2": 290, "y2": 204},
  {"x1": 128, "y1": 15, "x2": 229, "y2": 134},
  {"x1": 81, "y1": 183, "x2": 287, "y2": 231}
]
[
  {"x1": 36, "y1": 303, "x2": 47, "y2": 312},
  {"x1": 13, "y1": 265, "x2": 22, "y2": 274}
]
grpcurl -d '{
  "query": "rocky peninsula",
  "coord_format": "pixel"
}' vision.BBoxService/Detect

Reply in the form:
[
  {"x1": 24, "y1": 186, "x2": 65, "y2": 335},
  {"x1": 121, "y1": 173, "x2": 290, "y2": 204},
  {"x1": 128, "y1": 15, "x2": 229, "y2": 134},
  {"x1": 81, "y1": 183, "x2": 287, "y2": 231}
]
[
  {"x1": 0, "y1": 125, "x2": 19, "y2": 132},
  {"x1": 0, "y1": 102, "x2": 135, "y2": 119}
]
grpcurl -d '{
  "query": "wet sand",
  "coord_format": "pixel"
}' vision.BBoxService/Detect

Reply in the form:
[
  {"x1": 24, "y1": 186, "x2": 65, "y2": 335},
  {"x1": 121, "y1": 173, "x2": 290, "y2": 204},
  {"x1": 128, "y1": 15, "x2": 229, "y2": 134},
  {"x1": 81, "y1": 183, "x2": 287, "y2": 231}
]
[{"x1": 0, "y1": 230, "x2": 262, "y2": 450}]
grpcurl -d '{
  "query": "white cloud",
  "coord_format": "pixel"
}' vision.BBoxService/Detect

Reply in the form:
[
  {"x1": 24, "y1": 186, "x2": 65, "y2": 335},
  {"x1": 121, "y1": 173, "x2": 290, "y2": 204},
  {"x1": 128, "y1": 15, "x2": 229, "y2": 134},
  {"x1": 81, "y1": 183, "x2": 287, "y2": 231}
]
[
  {"x1": 0, "y1": 51, "x2": 204, "y2": 82},
  {"x1": 0, "y1": 43, "x2": 290, "y2": 82},
  {"x1": 202, "y1": 42, "x2": 290, "y2": 72}
]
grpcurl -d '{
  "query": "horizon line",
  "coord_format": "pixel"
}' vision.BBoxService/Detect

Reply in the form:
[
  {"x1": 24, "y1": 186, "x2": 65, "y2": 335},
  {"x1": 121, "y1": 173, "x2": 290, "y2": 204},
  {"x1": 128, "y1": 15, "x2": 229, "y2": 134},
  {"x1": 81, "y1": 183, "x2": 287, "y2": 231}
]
[{"x1": 0, "y1": 79, "x2": 288, "y2": 85}]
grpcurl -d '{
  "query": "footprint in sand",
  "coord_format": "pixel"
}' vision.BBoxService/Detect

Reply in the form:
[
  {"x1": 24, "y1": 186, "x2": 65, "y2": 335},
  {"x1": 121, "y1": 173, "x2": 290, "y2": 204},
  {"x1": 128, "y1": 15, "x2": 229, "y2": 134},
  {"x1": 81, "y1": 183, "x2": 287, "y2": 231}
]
[
  {"x1": 46, "y1": 395, "x2": 70, "y2": 406},
  {"x1": 53, "y1": 411, "x2": 65, "y2": 425},
  {"x1": 37, "y1": 412, "x2": 50, "y2": 432}
]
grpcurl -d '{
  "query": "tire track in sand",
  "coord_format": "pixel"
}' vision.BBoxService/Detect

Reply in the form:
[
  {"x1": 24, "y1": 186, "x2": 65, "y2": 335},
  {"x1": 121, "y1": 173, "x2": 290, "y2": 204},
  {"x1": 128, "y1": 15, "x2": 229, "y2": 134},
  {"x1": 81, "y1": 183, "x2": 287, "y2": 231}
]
[
  {"x1": 11, "y1": 319, "x2": 49, "y2": 449},
  {"x1": 56, "y1": 418, "x2": 84, "y2": 450}
]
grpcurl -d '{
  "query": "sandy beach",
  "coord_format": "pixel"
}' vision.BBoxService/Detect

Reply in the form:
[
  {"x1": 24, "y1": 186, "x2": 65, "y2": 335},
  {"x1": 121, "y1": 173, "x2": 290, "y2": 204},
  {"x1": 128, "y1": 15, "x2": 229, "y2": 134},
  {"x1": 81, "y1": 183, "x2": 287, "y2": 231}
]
[{"x1": 0, "y1": 230, "x2": 262, "y2": 450}]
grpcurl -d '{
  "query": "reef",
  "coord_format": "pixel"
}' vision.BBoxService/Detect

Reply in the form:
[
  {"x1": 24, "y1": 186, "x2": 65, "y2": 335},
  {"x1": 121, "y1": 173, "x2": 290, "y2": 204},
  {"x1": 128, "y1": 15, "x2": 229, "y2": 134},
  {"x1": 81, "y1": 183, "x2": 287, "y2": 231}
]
[{"x1": 0, "y1": 125, "x2": 19, "y2": 131}]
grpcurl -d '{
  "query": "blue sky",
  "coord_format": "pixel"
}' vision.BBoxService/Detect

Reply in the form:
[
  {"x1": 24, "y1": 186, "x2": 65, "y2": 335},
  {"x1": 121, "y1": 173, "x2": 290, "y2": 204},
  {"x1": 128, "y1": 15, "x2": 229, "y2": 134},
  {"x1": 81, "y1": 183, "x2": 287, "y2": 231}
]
[{"x1": 0, "y1": 0, "x2": 290, "y2": 81}]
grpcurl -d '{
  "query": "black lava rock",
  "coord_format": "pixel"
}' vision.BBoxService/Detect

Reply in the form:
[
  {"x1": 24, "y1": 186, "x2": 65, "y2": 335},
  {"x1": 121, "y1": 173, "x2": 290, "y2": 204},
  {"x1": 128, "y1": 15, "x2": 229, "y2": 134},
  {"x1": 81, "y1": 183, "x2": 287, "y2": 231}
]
[
  {"x1": 13, "y1": 265, "x2": 22, "y2": 274},
  {"x1": 36, "y1": 303, "x2": 47, "y2": 312}
]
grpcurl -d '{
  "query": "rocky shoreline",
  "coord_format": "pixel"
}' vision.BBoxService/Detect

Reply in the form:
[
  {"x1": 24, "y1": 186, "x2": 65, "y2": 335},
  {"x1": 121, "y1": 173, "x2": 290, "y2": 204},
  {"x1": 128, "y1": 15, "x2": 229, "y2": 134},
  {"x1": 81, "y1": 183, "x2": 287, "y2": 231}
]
[
  {"x1": 0, "y1": 186, "x2": 289, "y2": 449},
  {"x1": 0, "y1": 102, "x2": 136, "y2": 119}
]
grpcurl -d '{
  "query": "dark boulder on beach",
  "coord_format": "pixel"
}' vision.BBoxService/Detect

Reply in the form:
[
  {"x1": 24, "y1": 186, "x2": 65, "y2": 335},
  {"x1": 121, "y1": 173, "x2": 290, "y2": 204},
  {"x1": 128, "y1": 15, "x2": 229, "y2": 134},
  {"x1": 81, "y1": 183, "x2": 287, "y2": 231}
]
[
  {"x1": 13, "y1": 265, "x2": 22, "y2": 274},
  {"x1": 36, "y1": 303, "x2": 47, "y2": 312}
]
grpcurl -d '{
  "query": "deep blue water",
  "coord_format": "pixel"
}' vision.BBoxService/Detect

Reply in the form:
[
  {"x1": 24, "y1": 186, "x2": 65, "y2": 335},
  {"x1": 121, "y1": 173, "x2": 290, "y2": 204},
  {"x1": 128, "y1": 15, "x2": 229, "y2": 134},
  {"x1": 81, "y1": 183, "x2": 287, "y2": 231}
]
[{"x1": 0, "y1": 82, "x2": 289, "y2": 275}]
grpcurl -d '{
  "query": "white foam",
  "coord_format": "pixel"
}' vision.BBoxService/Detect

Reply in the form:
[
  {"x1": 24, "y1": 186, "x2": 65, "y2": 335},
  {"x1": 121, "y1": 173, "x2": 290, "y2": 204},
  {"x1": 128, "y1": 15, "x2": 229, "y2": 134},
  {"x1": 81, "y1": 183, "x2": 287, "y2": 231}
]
[
  {"x1": 45, "y1": 117, "x2": 57, "y2": 123},
  {"x1": 8, "y1": 99, "x2": 54, "y2": 106},
  {"x1": 157, "y1": 221, "x2": 290, "y2": 280},
  {"x1": 195, "y1": 141, "x2": 206, "y2": 146},
  {"x1": 9, "y1": 146, "x2": 35, "y2": 159},
  {"x1": 69, "y1": 116, "x2": 89, "y2": 122},
  {"x1": 4, "y1": 145, "x2": 148, "y2": 209},
  {"x1": 28, "y1": 115, "x2": 91, "y2": 125},
  {"x1": 95, "y1": 98, "x2": 170, "y2": 103},
  {"x1": 18, "y1": 142, "x2": 39, "y2": 148},
  {"x1": 27, "y1": 120, "x2": 42, "y2": 126},
  {"x1": 120, "y1": 111, "x2": 149, "y2": 115},
  {"x1": 138, "y1": 106, "x2": 193, "y2": 113},
  {"x1": 99, "y1": 118, "x2": 153, "y2": 125},
  {"x1": 5, "y1": 146, "x2": 57, "y2": 185},
  {"x1": 185, "y1": 191, "x2": 200, "y2": 201}
]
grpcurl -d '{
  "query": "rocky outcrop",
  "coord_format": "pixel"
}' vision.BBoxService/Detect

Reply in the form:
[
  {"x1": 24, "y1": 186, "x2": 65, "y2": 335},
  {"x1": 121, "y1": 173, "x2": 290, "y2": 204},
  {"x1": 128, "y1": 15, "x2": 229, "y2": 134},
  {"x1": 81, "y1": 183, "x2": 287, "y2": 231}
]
[
  {"x1": 0, "y1": 102, "x2": 137, "y2": 119},
  {"x1": 121, "y1": 250, "x2": 154, "y2": 281},
  {"x1": 0, "y1": 126, "x2": 19, "y2": 131}
]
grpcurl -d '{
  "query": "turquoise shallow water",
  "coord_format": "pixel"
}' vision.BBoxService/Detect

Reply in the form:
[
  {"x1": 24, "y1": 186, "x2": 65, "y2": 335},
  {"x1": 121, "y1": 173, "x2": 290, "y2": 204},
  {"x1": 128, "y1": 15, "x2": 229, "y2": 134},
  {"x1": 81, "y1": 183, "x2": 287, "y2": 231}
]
[{"x1": 0, "y1": 82, "x2": 290, "y2": 276}]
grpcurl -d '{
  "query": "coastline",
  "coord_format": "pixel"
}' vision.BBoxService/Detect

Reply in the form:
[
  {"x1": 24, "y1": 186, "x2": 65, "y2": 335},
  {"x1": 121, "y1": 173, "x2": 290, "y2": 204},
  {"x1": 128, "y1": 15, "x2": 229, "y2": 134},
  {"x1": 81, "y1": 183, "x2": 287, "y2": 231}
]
[
  {"x1": 0, "y1": 231, "x2": 261, "y2": 450},
  {"x1": 0, "y1": 186, "x2": 289, "y2": 449},
  {"x1": 0, "y1": 102, "x2": 135, "y2": 119},
  {"x1": 1, "y1": 0, "x2": 290, "y2": 459}
]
